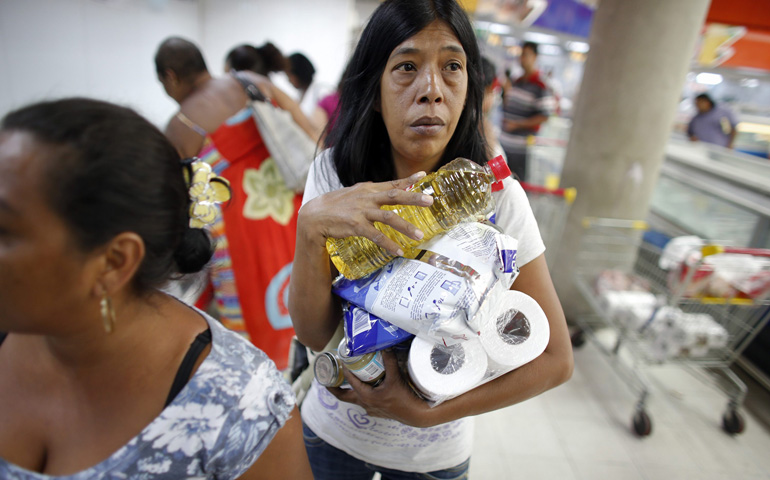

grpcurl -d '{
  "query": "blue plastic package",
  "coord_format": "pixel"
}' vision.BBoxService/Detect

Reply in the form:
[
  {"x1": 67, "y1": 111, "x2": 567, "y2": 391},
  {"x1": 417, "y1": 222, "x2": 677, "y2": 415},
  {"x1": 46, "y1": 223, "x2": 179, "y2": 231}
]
[{"x1": 342, "y1": 301, "x2": 413, "y2": 355}]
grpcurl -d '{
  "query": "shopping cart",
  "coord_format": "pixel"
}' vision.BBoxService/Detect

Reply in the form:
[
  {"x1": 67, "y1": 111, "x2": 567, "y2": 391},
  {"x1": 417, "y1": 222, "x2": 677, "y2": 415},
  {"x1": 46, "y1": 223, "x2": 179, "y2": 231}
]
[
  {"x1": 525, "y1": 136, "x2": 567, "y2": 188},
  {"x1": 572, "y1": 217, "x2": 770, "y2": 437},
  {"x1": 520, "y1": 182, "x2": 576, "y2": 270}
]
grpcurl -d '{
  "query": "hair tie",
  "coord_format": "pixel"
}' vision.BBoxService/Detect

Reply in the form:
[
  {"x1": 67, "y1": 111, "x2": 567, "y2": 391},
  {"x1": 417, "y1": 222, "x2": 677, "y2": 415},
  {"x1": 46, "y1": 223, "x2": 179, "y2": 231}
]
[{"x1": 181, "y1": 157, "x2": 231, "y2": 228}]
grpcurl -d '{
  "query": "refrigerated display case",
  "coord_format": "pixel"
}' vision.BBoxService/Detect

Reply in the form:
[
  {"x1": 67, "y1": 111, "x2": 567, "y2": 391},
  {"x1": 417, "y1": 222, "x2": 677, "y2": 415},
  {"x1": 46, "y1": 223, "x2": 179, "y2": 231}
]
[{"x1": 649, "y1": 138, "x2": 770, "y2": 250}]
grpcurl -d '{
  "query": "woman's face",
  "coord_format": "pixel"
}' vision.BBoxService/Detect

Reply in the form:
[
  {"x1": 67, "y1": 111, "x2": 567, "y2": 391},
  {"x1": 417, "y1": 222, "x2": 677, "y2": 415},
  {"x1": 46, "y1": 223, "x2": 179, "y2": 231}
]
[
  {"x1": 0, "y1": 131, "x2": 96, "y2": 333},
  {"x1": 379, "y1": 20, "x2": 468, "y2": 174}
]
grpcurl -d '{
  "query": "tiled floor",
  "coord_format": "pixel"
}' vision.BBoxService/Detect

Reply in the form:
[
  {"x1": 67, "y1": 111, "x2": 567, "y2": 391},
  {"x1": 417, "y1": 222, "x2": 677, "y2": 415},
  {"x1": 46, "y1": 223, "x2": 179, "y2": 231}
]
[{"x1": 469, "y1": 331, "x2": 770, "y2": 479}]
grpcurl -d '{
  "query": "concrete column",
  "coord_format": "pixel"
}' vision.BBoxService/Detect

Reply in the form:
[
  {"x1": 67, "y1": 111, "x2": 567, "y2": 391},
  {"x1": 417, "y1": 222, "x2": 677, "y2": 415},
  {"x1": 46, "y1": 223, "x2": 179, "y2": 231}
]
[{"x1": 551, "y1": 0, "x2": 711, "y2": 317}]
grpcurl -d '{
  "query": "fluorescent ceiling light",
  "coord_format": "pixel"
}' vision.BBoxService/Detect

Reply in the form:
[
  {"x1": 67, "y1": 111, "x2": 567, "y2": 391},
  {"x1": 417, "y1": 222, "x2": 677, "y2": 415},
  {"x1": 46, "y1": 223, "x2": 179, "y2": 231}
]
[
  {"x1": 566, "y1": 41, "x2": 589, "y2": 53},
  {"x1": 740, "y1": 78, "x2": 760, "y2": 88},
  {"x1": 503, "y1": 36, "x2": 520, "y2": 46},
  {"x1": 539, "y1": 44, "x2": 563, "y2": 55},
  {"x1": 488, "y1": 22, "x2": 512, "y2": 35},
  {"x1": 523, "y1": 31, "x2": 560, "y2": 44},
  {"x1": 695, "y1": 72, "x2": 723, "y2": 85}
]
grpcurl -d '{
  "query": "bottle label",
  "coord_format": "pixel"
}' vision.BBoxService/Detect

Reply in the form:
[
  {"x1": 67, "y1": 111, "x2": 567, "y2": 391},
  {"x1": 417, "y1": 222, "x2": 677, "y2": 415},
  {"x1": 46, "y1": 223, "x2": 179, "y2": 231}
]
[{"x1": 350, "y1": 352, "x2": 386, "y2": 383}]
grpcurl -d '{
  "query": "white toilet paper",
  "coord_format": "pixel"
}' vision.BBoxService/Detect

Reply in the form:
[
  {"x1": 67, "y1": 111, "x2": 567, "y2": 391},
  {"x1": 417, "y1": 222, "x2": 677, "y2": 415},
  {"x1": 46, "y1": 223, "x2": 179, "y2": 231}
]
[
  {"x1": 408, "y1": 336, "x2": 488, "y2": 402},
  {"x1": 478, "y1": 290, "x2": 550, "y2": 370}
]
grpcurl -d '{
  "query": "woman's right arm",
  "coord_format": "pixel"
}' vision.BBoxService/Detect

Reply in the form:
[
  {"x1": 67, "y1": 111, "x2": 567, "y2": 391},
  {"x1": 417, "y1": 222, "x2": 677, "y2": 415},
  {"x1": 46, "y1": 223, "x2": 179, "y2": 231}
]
[{"x1": 288, "y1": 174, "x2": 433, "y2": 351}]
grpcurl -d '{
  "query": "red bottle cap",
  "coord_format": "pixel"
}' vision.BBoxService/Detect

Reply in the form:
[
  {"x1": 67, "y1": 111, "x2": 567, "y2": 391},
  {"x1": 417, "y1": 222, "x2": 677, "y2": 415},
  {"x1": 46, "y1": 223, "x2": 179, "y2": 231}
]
[
  {"x1": 487, "y1": 155, "x2": 511, "y2": 181},
  {"x1": 491, "y1": 180, "x2": 504, "y2": 192}
]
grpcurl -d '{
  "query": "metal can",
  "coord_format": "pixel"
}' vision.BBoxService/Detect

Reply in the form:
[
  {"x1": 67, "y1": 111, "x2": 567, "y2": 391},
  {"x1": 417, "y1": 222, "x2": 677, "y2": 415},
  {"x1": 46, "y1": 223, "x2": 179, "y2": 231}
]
[
  {"x1": 314, "y1": 352, "x2": 345, "y2": 388},
  {"x1": 337, "y1": 339, "x2": 386, "y2": 387}
]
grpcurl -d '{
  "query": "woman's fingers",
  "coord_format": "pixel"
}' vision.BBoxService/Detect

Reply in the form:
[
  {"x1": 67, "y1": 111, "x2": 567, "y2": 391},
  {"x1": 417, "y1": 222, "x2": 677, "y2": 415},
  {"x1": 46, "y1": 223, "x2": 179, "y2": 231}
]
[
  {"x1": 306, "y1": 170, "x2": 435, "y2": 254},
  {"x1": 393, "y1": 171, "x2": 427, "y2": 190}
]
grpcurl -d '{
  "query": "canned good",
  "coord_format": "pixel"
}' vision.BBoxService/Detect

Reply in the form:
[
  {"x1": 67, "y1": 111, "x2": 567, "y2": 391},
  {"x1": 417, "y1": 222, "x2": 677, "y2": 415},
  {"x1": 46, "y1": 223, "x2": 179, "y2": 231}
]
[
  {"x1": 338, "y1": 339, "x2": 386, "y2": 387},
  {"x1": 314, "y1": 352, "x2": 345, "y2": 387}
]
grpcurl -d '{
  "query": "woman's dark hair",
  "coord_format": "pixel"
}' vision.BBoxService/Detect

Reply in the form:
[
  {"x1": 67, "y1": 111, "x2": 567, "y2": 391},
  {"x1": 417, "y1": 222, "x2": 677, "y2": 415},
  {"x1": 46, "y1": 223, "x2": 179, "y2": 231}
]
[
  {"x1": 325, "y1": 0, "x2": 487, "y2": 187},
  {"x1": 155, "y1": 36, "x2": 209, "y2": 82},
  {"x1": 257, "y1": 42, "x2": 288, "y2": 74},
  {"x1": 288, "y1": 53, "x2": 316, "y2": 90},
  {"x1": 225, "y1": 44, "x2": 266, "y2": 75},
  {"x1": 481, "y1": 56, "x2": 496, "y2": 89},
  {"x1": 1, "y1": 98, "x2": 214, "y2": 293}
]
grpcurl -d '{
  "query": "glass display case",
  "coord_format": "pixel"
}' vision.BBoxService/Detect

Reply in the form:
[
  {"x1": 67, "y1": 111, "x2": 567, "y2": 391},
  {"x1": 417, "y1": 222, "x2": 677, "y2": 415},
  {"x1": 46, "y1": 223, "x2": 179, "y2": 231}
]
[{"x1": 649, "y1": 139, "x2": 770, "y2": 249}]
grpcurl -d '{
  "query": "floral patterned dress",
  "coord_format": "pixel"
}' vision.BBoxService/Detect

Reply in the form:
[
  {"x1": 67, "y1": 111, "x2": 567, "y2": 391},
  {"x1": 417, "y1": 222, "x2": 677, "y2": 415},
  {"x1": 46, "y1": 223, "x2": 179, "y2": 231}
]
[
  {"x1": 0, "y1": 310, "x2": 295, "y2": 479},
  {"x1": 196, "y1": 108, "x2": 302, "y2": 369}
]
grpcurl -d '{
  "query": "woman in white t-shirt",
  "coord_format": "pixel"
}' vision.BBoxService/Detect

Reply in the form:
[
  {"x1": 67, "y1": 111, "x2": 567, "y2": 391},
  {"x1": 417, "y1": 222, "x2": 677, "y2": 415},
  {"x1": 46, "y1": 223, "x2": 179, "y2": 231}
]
[{"x1": 288, "y1": 1, "x2": 573, "y2": 478}]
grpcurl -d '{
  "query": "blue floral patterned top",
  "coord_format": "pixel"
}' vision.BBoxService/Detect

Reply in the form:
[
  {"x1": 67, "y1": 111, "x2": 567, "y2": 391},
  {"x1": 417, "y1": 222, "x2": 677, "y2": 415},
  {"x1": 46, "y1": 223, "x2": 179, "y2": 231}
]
[{"x1": 0, "y1": 310, "x2": 295, "y2": 479}]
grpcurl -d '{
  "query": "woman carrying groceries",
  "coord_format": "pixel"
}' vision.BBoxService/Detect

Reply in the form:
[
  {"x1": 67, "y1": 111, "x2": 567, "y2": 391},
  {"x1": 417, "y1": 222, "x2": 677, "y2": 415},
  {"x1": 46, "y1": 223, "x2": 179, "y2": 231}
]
[{"x1": 288, "y1": 0, "x2": 573, "y2": 479}]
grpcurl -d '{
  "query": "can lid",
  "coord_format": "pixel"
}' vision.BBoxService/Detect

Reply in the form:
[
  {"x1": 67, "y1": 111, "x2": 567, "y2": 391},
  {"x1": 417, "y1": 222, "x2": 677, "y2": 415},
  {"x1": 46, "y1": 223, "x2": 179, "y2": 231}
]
[
  {"x1": 337, "y1": 338, "x2": 362, "y2": 362},
  {"x1": 314, "y1": 353, "x2": 340, "y2": 387},
  {"x1": 487, "y1": 155, "x2": 511, "y2": 182}
]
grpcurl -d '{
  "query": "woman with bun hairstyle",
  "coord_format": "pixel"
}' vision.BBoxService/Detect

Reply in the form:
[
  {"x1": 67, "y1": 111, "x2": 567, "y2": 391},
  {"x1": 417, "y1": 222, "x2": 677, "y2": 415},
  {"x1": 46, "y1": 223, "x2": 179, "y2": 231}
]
[
  {"x1": 0, "y1": 98, "x2": 311, "y2": 479},
  {"x1": 225, "y1": 42, "x2": 289, "y2": 77},
  {"x1": 157, "y1": 36, "x2": 322, "y2": 370}
]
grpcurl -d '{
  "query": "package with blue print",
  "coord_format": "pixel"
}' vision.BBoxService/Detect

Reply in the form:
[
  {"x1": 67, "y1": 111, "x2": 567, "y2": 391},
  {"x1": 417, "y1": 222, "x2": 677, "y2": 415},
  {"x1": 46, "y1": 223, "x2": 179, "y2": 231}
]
[
  {"x1": 342, "y1": 301, "x2": 413, "y2": 355},
  {"x1": 332, "y1": 221, "x2": 519, "y2": 346}
]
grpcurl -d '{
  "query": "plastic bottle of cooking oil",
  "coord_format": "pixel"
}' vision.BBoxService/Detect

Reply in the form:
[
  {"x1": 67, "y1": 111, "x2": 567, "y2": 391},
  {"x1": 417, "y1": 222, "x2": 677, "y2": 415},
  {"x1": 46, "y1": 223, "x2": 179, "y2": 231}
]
[{"x1": 326, "y1": 155, "x2": 511, "y2": 279}]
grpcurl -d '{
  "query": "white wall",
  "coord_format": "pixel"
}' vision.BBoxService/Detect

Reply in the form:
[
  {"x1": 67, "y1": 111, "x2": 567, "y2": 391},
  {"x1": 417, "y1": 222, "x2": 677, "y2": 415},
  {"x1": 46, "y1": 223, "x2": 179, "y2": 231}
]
[
  {"x1": 0, "y1": 0, "x2": 359, "y2": 127},
  {"x1": 200, "y1": 0, "x2": 355, "y2": 94},
  {"x1": 0, "y1": 0, "x2": 200, "y2": 127}
]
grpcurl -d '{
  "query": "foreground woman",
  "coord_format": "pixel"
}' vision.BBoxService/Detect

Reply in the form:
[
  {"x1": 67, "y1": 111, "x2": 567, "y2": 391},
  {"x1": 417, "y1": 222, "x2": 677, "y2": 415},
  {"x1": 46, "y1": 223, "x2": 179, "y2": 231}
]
[
  {"x1": 0, "y1": 98, "x2": 311, "y2": 479},
  {"x1": 288, "y1": 0, "x2": 573, "y2": 479}
]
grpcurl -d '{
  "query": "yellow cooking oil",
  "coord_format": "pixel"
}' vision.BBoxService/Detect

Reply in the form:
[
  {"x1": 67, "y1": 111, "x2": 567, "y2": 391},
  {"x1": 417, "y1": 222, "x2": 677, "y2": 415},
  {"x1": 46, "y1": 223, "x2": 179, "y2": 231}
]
[{"x1": 326, "y1": 156, "x2": 510, "y2": 279}]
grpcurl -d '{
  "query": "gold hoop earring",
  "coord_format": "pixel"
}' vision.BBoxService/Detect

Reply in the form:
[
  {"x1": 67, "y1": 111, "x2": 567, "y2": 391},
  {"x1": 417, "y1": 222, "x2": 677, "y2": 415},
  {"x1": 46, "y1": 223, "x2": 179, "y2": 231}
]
[{"x1": 100, "y1": 294, "x2": 116, "y2": 334}]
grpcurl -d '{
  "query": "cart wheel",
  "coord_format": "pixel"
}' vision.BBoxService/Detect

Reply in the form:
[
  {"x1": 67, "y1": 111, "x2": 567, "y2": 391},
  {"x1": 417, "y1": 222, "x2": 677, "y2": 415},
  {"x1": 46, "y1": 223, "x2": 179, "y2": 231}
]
[
  {"x1": 570, "y1": 328, "x2": 586, "y2": 348},
  {"x1": 722, "y1": 409, "x2": 745, "y2": 435},
  {"x1": 632, "y1": 410, "x2": 652, "y2": 437}
]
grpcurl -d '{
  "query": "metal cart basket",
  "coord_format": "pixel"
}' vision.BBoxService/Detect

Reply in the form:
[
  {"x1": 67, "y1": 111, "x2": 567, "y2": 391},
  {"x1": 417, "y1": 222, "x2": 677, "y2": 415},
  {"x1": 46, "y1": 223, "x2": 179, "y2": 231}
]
[
  {"x1": 521, "y1": 182, "x2": 576, "y2": 270},
  {"x1": 572, "y1": 217, "x2": 770, "y2": 436}
]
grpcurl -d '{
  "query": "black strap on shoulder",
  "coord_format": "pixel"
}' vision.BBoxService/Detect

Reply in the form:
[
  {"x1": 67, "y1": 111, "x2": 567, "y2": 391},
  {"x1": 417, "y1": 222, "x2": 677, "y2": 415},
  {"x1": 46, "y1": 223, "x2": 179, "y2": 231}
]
[
  {"x1": 0, "y1": 332, "x2": 6, "y2": 346},
  {"x1": 230, "y1": 70, "x2": 268, "y2": 102},
  {"x1": 165, "y1": 329, "x2": 212, "y2": 407}
]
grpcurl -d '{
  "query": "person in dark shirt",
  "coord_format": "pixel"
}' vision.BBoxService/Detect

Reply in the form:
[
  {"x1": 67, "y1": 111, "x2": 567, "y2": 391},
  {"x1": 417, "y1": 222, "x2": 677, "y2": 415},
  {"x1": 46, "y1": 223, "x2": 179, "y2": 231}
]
[{"x1": 499, "y1": 41, "x2": 553, "y2": 181}]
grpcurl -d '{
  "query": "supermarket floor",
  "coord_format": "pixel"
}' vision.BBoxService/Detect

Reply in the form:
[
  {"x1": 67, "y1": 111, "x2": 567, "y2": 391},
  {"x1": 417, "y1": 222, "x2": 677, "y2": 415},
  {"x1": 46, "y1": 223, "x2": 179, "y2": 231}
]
[{"x1": 468, "y1": 330, "x2": 770, "y2": 479}]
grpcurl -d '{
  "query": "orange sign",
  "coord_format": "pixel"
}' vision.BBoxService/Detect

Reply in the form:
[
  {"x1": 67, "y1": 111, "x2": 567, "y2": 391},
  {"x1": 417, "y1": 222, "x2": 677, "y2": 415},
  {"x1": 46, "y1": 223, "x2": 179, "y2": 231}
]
[{"x1": 697, "y1": 20, "x2": 770, "y2": 72}]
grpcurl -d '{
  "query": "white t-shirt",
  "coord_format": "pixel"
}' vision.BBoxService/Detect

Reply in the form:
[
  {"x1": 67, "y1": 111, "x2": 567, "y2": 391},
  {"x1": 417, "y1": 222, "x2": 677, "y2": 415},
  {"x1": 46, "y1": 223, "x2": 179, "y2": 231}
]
[
  {"x1": 299, "y1": 149, "x2": 545, "y2": 472},
  {"x1": 299, "y1": 81, "x2": 333, "y2": 118}
]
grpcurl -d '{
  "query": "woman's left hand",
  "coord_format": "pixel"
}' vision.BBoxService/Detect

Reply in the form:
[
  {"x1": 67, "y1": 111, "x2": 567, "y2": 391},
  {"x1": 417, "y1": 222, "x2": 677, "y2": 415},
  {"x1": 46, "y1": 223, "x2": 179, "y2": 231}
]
[{"x1": 326, "y1": 349, "x2": 438, "y2": 428}]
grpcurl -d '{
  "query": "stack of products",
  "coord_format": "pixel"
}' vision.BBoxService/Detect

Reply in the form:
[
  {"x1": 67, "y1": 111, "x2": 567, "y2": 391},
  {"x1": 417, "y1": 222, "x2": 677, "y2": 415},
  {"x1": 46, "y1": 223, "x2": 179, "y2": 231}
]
[
  {"x1": 660, "y1": 236, "x2": 770, "y2": 300},
  {"x1": 593, "y1": 268, "x2": 729, "y2": 360},
  {"x1": 595, "y1": 270, "x2": 660, "y2": 330},
  {"x1": 328, "y1": 221, "x2": 550, "y2": 406},
  {"x1": 645, "y1": 307, "x2": 729, "y2": 360}
]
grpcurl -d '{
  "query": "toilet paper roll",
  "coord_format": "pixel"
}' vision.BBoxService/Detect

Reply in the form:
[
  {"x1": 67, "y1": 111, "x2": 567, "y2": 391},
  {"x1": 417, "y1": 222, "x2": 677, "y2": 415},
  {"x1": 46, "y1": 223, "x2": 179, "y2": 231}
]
[
  {"x1": 478, "y1": 290, "x2": 550, "y2": 370},
  {"x1": 408, "y1": 336, "x2": 488, "y2": 402}
]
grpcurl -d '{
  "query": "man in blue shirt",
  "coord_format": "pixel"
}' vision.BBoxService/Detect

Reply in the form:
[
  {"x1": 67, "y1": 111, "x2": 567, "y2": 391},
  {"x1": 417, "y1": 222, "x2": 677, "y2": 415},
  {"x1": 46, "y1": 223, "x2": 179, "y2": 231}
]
[{"x1": 687, "y1": 93, "x2": 738, "y2": 149}]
